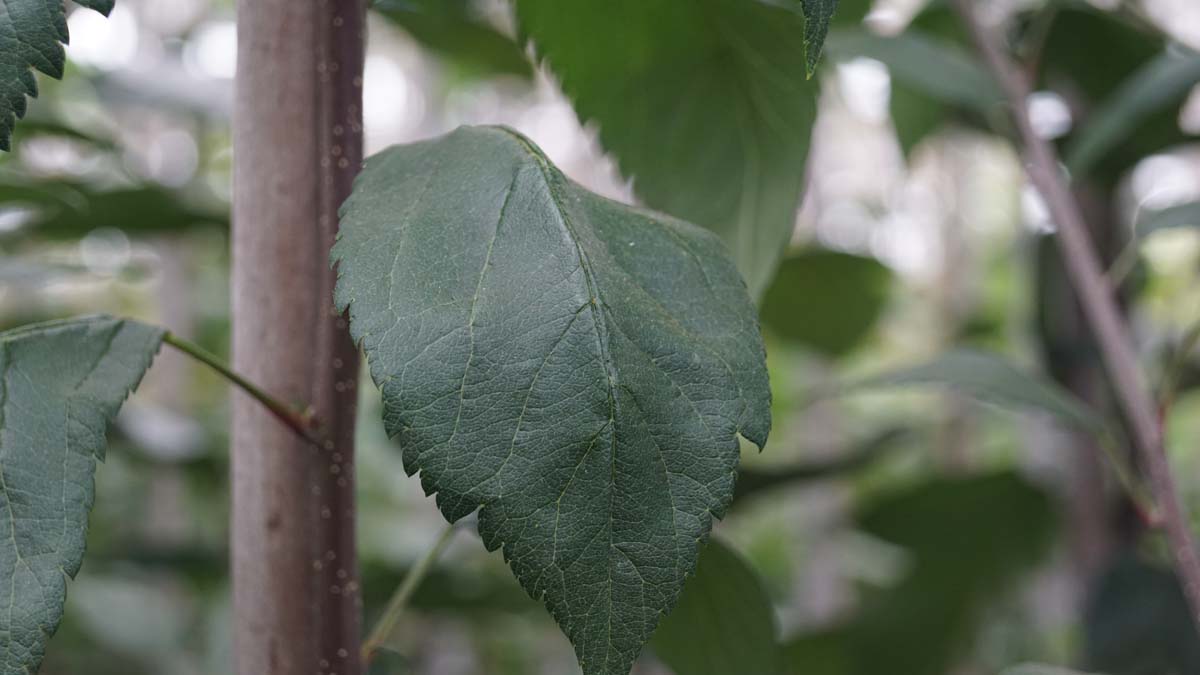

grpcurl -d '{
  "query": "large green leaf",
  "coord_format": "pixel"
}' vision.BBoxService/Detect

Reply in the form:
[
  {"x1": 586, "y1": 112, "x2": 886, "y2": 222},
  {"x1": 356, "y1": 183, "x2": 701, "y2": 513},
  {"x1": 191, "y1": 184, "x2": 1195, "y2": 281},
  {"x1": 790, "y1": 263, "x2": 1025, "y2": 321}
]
[
  {"x1": 758, "y1": 248, "x2": 892, "y2": 357},
  {"x1": 651, "y1": 538, "x2": 783, "y2": 675},
  {"x1": 0, "y1": 0, "x2": 115, "y2": 151},
  {"x1": 333, "y1": 125, "x2": 771, "y2": 675},
  {"x1": 513, "y1": 0, "x2": 817, "y2": 298},
  {"x1": 850, "y1": 349, "x2": 1106, "y2": 434},
  {"x1": 372, "y1": 0, "x2": 532, "y2": 79},
  {"x1": 0, "y1": 315, "x2": 163, "y2": 675}
]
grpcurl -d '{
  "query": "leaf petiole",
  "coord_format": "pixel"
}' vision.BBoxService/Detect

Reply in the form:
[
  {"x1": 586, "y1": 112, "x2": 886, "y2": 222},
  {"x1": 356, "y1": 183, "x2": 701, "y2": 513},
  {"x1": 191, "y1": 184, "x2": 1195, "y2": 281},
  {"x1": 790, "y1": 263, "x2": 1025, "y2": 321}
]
[
  {"x1": 162, "y1": 332, "x2": 322, "y2": 446},
  {"x1": 362, "y1": 523, "x2": 459, "y2": 665}
]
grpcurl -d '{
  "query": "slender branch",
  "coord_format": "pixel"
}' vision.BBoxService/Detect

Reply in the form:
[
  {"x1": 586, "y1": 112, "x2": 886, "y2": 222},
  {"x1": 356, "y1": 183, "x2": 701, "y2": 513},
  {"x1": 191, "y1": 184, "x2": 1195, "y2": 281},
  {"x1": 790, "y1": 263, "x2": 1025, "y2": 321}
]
[
  {"x1": 951, "y1": 0, "x2": 1200, "y2": 629},
  {"x1": 162, "y1": 332, "x2": 322, "y2": 446},
  {"x1": 362, "y1": 524, "x2": 458, "y2": 665}
]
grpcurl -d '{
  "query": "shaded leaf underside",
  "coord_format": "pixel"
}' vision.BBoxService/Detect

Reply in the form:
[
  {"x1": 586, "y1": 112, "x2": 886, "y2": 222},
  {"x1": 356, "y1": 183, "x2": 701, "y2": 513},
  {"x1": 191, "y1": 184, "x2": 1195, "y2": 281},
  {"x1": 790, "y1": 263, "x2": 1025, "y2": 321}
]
[
  {"x1": 334, "y1": 125, "x2": 770, "y2": 675},
  {"x1": 0, "y1": 315, "x2": 162, "y2": 675}
]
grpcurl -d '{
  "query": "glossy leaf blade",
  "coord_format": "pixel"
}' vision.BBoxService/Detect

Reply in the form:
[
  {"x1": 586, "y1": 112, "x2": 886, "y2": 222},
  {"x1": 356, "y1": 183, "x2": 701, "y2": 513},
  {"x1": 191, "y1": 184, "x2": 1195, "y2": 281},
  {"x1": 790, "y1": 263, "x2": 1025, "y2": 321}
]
[
  {"x1": 334, "y1": 125, "x2": 771, "y2": 675},
  {"x1": 514, "y1": 0, "x2": 817, "y2": 298},
  {"x1": 0, "y1": 0, "x2": 115, "y2": 151},
  {"x1": 0, "y1": 315, "x2": 163, "y2": 675},
  {"x1": 651, "y1": 539, "x2": 783, "y2": 675}
]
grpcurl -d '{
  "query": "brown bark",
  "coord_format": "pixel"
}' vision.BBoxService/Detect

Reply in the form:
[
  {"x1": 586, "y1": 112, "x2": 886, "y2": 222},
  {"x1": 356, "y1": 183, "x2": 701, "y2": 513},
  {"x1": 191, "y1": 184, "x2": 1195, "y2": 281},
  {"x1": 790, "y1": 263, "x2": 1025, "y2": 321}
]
[{"x1": 231, "y1": 2, "x2": 365, "y2": 673}]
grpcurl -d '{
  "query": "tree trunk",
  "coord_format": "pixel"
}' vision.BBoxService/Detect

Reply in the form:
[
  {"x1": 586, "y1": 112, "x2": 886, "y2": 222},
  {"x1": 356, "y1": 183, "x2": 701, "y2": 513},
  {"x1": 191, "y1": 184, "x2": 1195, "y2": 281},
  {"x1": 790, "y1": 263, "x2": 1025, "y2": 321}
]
[{"x1": 231, "y1": 2, "x2": 365, "y2": 674}]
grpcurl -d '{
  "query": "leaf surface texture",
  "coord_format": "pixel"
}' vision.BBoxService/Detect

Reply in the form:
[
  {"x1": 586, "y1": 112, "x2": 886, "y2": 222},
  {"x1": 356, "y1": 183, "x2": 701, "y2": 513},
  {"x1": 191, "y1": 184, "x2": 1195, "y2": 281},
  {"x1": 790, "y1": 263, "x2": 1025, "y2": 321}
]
[{"x1": 334, "y1": 125, "x2": 771, "y2": 675}]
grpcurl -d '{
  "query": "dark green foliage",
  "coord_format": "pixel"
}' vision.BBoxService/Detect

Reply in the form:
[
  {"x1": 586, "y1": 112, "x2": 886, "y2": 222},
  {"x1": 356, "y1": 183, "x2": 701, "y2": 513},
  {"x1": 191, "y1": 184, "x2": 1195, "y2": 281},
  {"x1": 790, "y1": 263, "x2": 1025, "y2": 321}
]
[{"x1": 334, "y1": 126, "x2": 771, "y2": 675}]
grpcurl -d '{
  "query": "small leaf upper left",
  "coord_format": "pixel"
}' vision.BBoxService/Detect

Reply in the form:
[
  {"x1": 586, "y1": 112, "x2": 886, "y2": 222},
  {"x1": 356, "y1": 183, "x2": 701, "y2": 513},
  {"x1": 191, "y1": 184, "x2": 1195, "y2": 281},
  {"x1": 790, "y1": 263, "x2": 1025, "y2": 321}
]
[
  {"x1": 0, "y1": 315, "x2": 162, "y2": 675},
  {"x1": 0, "y1": 0, "x2": 115, "y2": 151}
]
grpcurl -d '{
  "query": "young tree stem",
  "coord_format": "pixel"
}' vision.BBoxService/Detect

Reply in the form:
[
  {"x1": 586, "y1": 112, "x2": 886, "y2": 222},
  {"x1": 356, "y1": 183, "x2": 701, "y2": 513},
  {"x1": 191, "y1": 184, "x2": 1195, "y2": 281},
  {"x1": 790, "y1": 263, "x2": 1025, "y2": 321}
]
[{"x1": 951, "y1": 0, "x2": 1200, "y2": 630}]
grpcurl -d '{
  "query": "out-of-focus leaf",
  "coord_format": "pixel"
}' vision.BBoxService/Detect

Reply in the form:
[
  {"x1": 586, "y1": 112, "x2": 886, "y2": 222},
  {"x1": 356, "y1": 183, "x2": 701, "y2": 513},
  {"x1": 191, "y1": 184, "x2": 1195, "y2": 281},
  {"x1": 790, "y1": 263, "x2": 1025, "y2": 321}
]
[
  {"x1": 1039, "y1": 7, "x2": 1189, "y2": 183},
  {"x1": 733, "y1": 427, "x2": 909, "y2": 505},
  {"x1": 1137, "y1": 201, "x2": 1200, "y2": 236},
  {"x1": 1066, "y1": 49, "x2": 1200, "y2": 175},
  {"x1": 651, "y1": 539, "x2": 783, "y2": 675},
  {"x1": 883, "y1": 2, "x2": 988, "y2": 154},
  {"x1": 372, "y1": 0, "x2": 532, "y2": 79},
  {"x1": 759, "y1": 249, "x2": 892, "y2": 357},
  {"x1": 7, "y1": 116, "x2": 116, "y2": 151},
  {"x1": 1002, "y1": 667, "x2": 1104, "y2": 675},
  {"x1": 334, "y1": 126, "x2": 771, "y2": 675},
  {"x1": 0, "y1": 315, "x2": 164, "y2": 675},
  {"x1": 826, "y1": 29, "x2": 1000, "y2": 111},
  {"x1": 0, "y1": 256, "x2": 88, "y2": 286},
  {"x1": 0, "y1": 179, "x2": 227, "y2": 241},
  {"x1": 514, "y1": 0, "x2": 818, "y2": 298},
  {"x1": 783, "y1": 472, "x2": 1057, "y2": 675},
  {"x1": 1084, "y1": 553, "x2": 1200, "y2": 675},
  {"x1": 0, "y1": 0, "x2": 115, "y2": 151},
  {"x1": 890, "y1": 80, "x2": 946, "y2": 155},
  {"x1": 851, "y1": 349, "x2": 1106, "y2": 433}
]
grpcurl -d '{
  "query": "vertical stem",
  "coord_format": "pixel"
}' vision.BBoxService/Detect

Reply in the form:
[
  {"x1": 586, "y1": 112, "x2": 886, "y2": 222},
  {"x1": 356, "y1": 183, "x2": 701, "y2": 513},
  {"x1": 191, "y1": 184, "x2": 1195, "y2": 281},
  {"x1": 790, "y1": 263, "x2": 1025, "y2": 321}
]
[
  {"x1": 951, "y1": 0, "x2": 1200, "y2": 630},
  {"x1": 231, "y1": 1, "x2": 365, "y2": 674}
]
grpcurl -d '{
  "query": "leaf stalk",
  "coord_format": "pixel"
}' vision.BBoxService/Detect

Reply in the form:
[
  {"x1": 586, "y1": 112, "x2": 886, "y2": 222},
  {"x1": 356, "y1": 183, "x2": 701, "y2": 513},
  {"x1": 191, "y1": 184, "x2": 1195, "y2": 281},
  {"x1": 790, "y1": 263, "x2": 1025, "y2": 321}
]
[
  {"x1": 362, "y1": 523, "x2": 459, "y2": 665},
  {"x1": 162, "y1": 331, "x2": 322, "y2": 446}
]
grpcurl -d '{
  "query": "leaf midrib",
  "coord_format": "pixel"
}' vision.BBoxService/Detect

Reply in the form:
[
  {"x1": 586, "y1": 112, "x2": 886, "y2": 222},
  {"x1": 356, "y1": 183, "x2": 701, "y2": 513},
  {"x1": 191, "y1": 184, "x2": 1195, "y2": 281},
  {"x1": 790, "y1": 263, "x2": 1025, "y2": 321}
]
[{"x1": 491, "y1": 127, "x2": 625, "y2": 667}]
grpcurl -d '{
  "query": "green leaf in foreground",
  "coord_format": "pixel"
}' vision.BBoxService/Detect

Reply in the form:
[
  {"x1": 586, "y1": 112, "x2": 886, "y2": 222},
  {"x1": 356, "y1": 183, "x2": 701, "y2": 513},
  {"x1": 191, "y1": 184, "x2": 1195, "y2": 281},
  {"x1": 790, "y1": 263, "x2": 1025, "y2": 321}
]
[
  {"x1": 851, "y1": 349, "x2": 1105, "y2": 433},
  {"x1": 651, "y1": 538, "x2": 782, "y2": 675},
  {"x1": 334, "y1": 125, "x2": 771, "y2": 675},
  {"x1": 801, "y1": 0, "x2": 838, "y2": 77},
  {"x1": 514, "y1": 0, "x2": 817, "y2": 298},
  {"x1": 759, "y1": 249, "x2": 892, "y2": 357},
  {"x1": 0, "y1": 0, "x2": 116, "y2": 151},
  {"x1": 0, "y1": 315, "x2": 163, "y2": 675}
]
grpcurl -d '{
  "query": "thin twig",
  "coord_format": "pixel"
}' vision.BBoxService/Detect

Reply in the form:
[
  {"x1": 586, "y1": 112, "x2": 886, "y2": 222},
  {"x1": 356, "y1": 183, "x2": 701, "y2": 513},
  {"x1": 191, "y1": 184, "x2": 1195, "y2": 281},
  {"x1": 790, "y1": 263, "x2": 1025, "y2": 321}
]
[
  {"x1": 162, "y1": 332, "x2": 322, "y2": 446},
  {"x1": 950, "y1": 0, "x2": 1200, "y2": 630},
  {"x1": 362, "y1": 523, "x2": 459, "y2": 665}
]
